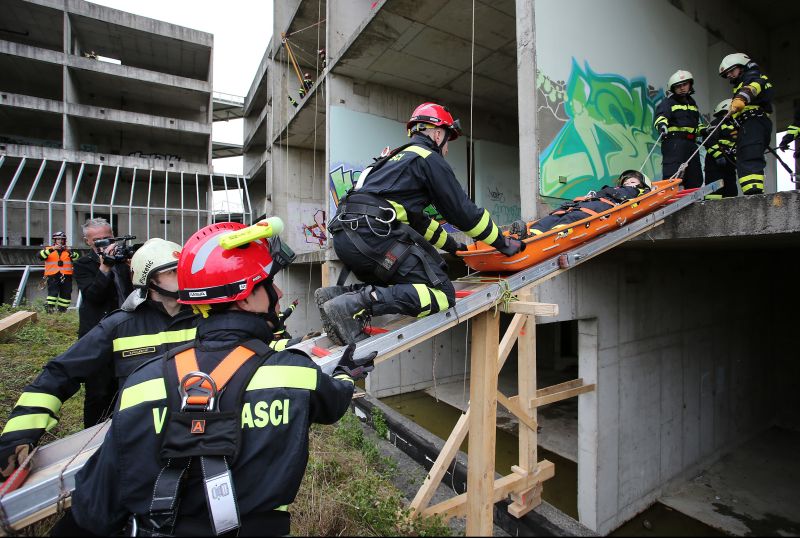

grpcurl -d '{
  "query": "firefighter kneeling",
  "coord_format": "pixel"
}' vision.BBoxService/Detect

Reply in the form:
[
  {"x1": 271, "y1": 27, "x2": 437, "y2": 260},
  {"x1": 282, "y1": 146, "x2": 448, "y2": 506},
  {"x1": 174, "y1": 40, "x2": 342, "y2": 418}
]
[{"x1": 65, "y1": 220, "x2": 376, "y2": 536}]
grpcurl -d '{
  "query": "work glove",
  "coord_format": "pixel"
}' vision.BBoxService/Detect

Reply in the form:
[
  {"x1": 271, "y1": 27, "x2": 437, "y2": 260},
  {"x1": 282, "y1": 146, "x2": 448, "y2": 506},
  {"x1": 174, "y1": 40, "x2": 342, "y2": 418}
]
[
  {"x1": 729, "y1": 97, "x2": 746, "y2": 114},
  {"x1": 779, "y1": 132, "x2": 795, "y2": 151},
  {"x1": 0, "y1": 443, "x2": 34, "y2": 481},
  {"x1": 715, "y1": 155, "x2": 728, "y2": 168},
  {"x1": 291, "y1": 299, "x2": 299, "y2": 307},
  {"x1": 657, "y1": 124, "x2": 668, "y2": 136},
  {"x1": 333, "y1": 343, "x2": 377, "y2": 381},
  {"x1": 494, "y1": 236, "x2": 525, "y2": 257}
]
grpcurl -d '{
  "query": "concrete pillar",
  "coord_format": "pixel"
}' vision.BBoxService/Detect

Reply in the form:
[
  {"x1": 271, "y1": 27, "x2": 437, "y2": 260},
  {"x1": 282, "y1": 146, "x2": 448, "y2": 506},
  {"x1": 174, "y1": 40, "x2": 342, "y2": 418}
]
[
  {"x1": 515, "y1": 0, "x2": 540, "y2": 220},
  {"x1": 577, "y1": 318, "x2": 600, "y2": 531}
]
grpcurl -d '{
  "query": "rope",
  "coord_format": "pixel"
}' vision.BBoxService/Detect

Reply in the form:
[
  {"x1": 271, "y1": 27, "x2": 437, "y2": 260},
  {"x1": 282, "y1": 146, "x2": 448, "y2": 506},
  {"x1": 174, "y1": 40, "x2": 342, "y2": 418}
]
[
  {"x1": 286, "y1": 18, "x2": 327, "y2": 37},
  {"x1": 640, "y1": 132, "x2": 664, "y2": 172},
  {"x1": 55, "y1": 421, "x2": 110, "y2": 518},
  {"x1": 468, "y1": 0, "x2": 476, "y2": 199},
  {"x1": 670, "y1": 111, "x2": 733, "y2": 180}
]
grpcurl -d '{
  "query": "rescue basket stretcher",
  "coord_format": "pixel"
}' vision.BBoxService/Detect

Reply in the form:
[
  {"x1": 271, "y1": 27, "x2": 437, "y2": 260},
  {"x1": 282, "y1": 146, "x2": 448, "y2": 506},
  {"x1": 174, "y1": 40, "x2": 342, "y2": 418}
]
[
  {"x1": 457, "y1": 179, "x2": 683, "y2": 272},
  {"x1": 0, "y1": 180, "x2": 723, "y2": 533}
]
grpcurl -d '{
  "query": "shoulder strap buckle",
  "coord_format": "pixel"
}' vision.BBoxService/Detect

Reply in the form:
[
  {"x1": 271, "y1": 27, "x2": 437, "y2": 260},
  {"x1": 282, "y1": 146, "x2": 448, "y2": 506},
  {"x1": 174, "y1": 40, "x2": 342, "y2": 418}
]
[{"x1": 179, "y1": 371, "x2": 218, "y2": 411}]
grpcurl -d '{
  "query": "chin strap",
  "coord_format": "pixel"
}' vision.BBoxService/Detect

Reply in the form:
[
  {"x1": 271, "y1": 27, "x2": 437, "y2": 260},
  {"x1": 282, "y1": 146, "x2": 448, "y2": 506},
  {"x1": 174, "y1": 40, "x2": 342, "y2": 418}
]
[{"x1": 148, "y1": 282, "x2": 179, "y2": 299}]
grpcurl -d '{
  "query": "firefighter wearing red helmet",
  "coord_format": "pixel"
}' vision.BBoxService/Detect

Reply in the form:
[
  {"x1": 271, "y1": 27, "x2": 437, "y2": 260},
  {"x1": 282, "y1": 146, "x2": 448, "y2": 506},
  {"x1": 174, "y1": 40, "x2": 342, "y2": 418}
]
[
  {"x1": 318, "y1": 102, "x2": 524, "y2": 346},
  {"x1": 653, "y1": 70, "x2": 705, "y2": 188},
  {"x1": 39, "y1": 231, "x2": 79, "y2": 312},
  {"x1": 67, "y1": 221, "x2": 375, "y2": 536}
]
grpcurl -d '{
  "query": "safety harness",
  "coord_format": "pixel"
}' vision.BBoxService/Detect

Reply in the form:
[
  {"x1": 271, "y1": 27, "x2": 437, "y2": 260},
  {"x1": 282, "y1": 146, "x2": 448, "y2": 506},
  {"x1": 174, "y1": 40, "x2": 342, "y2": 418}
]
[
  {"x1": 551, "y1": 188, "x2": 644, "y2": 217},
  {"x1": 329, "y1": 144, "x2": 448, "y2": 287},
  {"x1": 134, "y1": 340, "x2": 270, "y2": 536}
]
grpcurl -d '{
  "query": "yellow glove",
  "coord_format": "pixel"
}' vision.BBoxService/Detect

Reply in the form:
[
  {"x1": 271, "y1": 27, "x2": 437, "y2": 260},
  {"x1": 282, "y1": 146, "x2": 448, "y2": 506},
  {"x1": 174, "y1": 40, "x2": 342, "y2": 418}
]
[{"x1": 729, "y1": 97, "x2": 746, "y2": 114}]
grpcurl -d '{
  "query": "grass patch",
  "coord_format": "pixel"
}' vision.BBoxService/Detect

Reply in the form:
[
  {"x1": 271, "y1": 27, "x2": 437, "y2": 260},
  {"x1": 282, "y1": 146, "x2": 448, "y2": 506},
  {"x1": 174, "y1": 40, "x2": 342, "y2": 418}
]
[{"x1": 0, "y1": 306, "x2": 452, "y2": 536}]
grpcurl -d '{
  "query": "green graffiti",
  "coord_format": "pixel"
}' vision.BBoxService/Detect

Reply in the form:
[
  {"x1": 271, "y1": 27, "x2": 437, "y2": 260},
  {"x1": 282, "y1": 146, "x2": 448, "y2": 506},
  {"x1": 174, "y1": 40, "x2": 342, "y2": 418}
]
[
  {"x1": 539, "y1": 61, "x2": 664, "y2": 199},
  {"x1": 328, "y1": 165, "x2": 361, "y2": 207}
]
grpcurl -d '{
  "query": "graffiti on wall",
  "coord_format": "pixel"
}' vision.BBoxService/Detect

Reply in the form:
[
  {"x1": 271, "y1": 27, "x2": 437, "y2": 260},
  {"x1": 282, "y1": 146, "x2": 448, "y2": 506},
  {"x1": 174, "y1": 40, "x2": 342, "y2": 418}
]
[
  {"x1": 301, "y1": 209, "x2": 327, "y2": 248},
  {"x1": 129, "y1": 151, "x2": 182, "y2": 162},
  {"x1": 538, "y1": 60, "x2": 664, "y2": 199}
]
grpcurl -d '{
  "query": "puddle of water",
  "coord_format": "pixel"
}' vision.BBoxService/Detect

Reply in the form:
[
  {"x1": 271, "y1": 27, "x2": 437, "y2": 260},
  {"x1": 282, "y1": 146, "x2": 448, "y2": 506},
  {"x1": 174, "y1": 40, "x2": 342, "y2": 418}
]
[{"x1": 382, "y1": 390, "x2": 726, "y2": 536}]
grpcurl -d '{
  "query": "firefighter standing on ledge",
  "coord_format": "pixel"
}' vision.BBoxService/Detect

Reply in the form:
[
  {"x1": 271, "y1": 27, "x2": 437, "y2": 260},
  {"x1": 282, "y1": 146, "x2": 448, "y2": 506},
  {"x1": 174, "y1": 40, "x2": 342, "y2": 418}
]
[
  {"x1": 39, "y1": 231, "x2": 79, "y2": 312},
  {"x1": 719, "y1": 52, "x2": 774, "y2": 195}
]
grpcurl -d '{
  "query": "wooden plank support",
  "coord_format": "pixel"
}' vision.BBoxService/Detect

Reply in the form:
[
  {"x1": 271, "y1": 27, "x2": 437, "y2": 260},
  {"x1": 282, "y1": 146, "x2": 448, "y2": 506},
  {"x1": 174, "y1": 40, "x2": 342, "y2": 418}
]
[
  {"x1": 532, "y1": 382, "x2": 596, "y2": 408},
  {"x1": 423, "y1": 460, "x2": 555, "y2": 521},
  {"x1": 496, "y1": 391, "x2": 537, "y2": 434},
  {"x1": 465, "y1": 309, "x2": 500, "y2": 535},
  {"x1": 409, "y1": 313, "x2": 527, "y2": 516},
  {"x1": 536, "y1": 378, "x2": 584, "y2": 398},
  {"x1": 502, "y1": 301, "x2": 559, "y2": 317},
  {"x1": 0, "y1": 311, "x2": 37, "y2": 337}
]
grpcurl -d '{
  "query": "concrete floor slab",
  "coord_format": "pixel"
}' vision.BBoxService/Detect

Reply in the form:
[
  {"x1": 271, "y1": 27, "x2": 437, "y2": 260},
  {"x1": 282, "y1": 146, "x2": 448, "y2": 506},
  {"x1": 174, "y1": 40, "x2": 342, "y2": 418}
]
[
  {"x1": 659, "y1": 427, "x2": 800, "y2": 536},
  {"x1": 422, "y1": 366, "x2": 579, "y2": 462}
]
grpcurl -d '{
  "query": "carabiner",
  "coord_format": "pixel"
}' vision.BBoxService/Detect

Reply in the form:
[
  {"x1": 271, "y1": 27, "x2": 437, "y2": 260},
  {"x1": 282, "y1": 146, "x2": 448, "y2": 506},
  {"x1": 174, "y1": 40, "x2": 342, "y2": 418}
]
[{"x1": 375, "y1": 206, "x2": 396, "y2": 224}]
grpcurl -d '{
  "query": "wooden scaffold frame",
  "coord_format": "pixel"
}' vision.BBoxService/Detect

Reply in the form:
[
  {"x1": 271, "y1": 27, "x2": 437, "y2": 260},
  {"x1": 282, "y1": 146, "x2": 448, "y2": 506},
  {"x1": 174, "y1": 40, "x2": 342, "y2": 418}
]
[{"x1": 408, "y1": 291, "x2": 595, "y2": 534}]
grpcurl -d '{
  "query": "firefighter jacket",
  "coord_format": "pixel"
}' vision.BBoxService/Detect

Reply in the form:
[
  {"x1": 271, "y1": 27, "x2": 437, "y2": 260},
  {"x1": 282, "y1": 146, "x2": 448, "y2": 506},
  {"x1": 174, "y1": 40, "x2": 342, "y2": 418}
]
[
  {"x1": 70, "y1": 310, "x2": 355, "y2": 536},
  {"x1": 272, "y1": 303, "x2": 296, "y2": 340},
  {"x1": 74, "y1": 250, "x2": 133, "y2": 337},
  {"x1": 704, "y1": 116, "x2": 738, "y2": 160},
  {"x1": 654, "y1": 94, "x2": 705, "y2": 139},
  {"x1": 0, "y1": 290, "x2": 197, "y2": 453},
  {"x1": 39, "y1": 246, "x2": 79, "y2": 276},
  {"x1": 568, "y1": 184, "x2": 648, "y2": 212},
  {"x1": 353, "y1": 133, "x2": 506, "y2": 253},
  {"x1": 731, "y1": 62, "x2": 773, "y2": 117}
]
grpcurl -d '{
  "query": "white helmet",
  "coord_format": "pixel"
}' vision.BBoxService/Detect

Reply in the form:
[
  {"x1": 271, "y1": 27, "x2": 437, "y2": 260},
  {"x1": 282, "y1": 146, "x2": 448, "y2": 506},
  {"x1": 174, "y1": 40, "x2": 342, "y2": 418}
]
[
  {"x1": 719, "y1": 53, "x2": 750, "y2": 77},
  {"x1": 667, "y1": 70, "x2": 693, "y2": 91},
  {"x1": 714, "y1": 98, "x2": 732, "y2": 116},
  {"x1": 131, "y1": 238, "x2": 181, "y2": 288}
]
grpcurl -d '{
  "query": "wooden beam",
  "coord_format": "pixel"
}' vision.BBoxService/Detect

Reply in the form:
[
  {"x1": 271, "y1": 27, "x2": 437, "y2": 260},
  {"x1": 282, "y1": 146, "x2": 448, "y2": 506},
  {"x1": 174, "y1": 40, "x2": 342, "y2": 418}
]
[
  {"x1": 465, "y1": 310, "x2": 500, "y2": 535},
  {"x1": 320, "y1": 262, "x2": 330, "y2": 288},
  {"x1": 531, "y1": 383, "x2": 596, "y2": 408},
  {"x1": 497, "y1": 391, "x2": 537, "y2": 434},
  {"x1": 536, "y1": 378, "x2": 585, "y2": 398},
  {"x1": 503, "y1": 301, "x2": 559, "y2": 317},
  {"x1": 0, "y1": 311, "x2": 37, "y2": 337},
  {"x1": 424, "y1": 460, "x2": 555, "y2": 520}
]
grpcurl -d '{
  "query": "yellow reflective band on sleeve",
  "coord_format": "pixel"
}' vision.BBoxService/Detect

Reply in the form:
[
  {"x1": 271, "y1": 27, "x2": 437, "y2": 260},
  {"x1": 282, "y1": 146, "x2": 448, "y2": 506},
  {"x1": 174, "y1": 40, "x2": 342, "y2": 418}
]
[
  {"x1": 387, "y1": 200, "x2": 408, "y2": 224},
  {"x1": 429, "y1": 288, "x2": 450, "y2": 312},
  {"x1": 483, "y1": 223, "x2": 500, "y2": 246},
  {"x1": 113, "y1": 328, "x2": 197, "y2": 352},
  {"x1": 424, "y1": 220, "x2": 438, "y2": 241},
  {"x1": 466, "y1": 209, "x2": 491, "y2": 238},
  {"x1": 246, "y1": 365, "x2": 318, "y2": 391},
  {"x1": 407, "y1": 145, "x2": 432, "y2": 159},
  {"x1": 334, "y1": 374, "x2": 355, "y2": 385},
  {"x1": 748, "y1": 81, "x2": 762, "y2": 95},
  {"x1": 413, "y1": 283, "x2": 431, "y2": 316},
  {"x1": 15, "y1": 392, "x2": 62, "y2": 415},
  {"x1": 654, "y1": 116, "x2": 668, "y2": 126},
  {"x1": 433, "y1": 230, "x2": 448, "y2": 249},
  {"x1": 270, "y1": 339, "x2": 289, "y2": 351},
  {"x1": 2, "y1": 413, "x2": 58, "y2": 434},
  {"x1": 118, "y1": 378, "x2": 167, "y2": 411}
]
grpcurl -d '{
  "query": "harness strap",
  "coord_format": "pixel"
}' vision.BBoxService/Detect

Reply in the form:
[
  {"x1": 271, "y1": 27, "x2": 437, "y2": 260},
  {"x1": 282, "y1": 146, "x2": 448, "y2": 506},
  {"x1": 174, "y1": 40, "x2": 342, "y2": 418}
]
[{"x1": 175, "y1": 346, "x2": 255, "y2": 407}]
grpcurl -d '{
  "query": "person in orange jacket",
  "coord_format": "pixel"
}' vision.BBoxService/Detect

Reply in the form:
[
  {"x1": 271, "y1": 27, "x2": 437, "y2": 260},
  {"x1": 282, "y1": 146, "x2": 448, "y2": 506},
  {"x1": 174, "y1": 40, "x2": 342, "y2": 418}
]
[{"x1": 39, "y1": 231, "x2": 79, "y2": 312}]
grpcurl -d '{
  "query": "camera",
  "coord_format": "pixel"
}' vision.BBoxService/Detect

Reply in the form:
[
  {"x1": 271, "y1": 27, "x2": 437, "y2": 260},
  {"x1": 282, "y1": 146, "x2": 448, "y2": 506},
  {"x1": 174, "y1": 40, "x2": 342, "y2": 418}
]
[{"x1": 94, "y1": 235, "x2": 138, "y2": 265}]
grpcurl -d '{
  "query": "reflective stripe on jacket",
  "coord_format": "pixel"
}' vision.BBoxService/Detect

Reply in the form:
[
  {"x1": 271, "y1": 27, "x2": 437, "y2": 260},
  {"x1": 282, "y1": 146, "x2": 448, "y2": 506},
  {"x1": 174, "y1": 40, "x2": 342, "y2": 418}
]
[{"x1": 40, "y1": 247, "x2": 79, "y2": 276}]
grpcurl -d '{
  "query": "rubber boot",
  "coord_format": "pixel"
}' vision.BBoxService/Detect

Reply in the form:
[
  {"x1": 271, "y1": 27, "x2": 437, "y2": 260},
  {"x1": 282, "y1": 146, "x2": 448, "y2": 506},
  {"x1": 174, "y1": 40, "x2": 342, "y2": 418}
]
[
  {"x1": 321, "y1": 286, "x2": 376, "y2": 346},
  {"x1": 315, "y1": 284, "x2": 364, "y2": 338}
]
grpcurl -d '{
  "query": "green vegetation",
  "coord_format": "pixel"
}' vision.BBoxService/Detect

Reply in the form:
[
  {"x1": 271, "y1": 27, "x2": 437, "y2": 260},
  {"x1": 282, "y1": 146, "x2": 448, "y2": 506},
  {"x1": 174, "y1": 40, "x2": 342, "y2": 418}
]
[{"x1": 0, "y1": 305, "x2": 452, "y2": 536}]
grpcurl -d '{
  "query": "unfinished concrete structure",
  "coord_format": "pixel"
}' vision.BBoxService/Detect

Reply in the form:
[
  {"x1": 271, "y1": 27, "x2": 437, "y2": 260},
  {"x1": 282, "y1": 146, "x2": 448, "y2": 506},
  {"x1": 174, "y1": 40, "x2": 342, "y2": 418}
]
[
  {"x1": 0, "y1": 0, "x2": 249, "y2": 304},
  {"x1": 245, "y1": 0, "x2": 800, "y2": 534}
]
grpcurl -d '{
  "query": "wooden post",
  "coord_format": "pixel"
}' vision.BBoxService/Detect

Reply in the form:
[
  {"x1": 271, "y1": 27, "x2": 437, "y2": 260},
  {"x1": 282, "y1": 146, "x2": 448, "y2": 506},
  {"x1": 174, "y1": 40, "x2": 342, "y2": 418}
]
[
  {"x1": 509, "y1": 308, "x2": 541, "y2": 516},
  {"x1": 320, "y1": 261, "x2": 330, "y2": 288},
  {"x1": 466, "y1": 310, "x2": 499, "y2": 535}
]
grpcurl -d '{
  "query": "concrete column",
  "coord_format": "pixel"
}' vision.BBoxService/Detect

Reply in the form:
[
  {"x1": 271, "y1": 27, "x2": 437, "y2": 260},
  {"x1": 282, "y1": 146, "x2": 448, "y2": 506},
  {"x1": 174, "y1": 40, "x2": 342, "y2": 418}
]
[
  {"x1": 577, "y1": 318, "x2": 600, "y2": 531},
  {"x1": 515, "y1": 0, "x2": 539, "y2": 220}
]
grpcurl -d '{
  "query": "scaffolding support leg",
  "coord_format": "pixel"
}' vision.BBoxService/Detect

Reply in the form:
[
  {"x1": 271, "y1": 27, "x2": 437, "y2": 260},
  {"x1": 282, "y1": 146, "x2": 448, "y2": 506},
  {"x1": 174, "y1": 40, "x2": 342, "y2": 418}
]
[{"x1": 13, "y1": 266, "x2": 31, "y2": 308}]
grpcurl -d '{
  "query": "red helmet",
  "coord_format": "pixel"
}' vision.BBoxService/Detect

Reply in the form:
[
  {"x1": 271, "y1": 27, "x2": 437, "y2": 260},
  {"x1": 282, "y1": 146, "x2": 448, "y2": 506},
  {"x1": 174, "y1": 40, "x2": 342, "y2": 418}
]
[
  {"x1": 407, "y1": 103, "x2": 462, "y2": 141},
  {"x1": 177, "y1": 222, "x2": 275, "y2": 305}
]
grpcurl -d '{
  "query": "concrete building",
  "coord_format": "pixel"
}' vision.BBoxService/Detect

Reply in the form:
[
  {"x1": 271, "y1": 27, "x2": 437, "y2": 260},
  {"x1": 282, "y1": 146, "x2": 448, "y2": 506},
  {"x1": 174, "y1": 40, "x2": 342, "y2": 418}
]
[
  {"x1": 0, "y1": 0, "x2": 248, "y2": 304},
  {"x1": 245, "y1": 0, "x2": 800, "y2": 535}
]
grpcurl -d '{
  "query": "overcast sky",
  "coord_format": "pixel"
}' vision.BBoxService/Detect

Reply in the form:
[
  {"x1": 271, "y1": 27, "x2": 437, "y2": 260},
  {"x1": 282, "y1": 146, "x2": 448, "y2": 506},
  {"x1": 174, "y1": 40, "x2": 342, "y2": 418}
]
[{"x1": 92, "y1": 0, "x2": 274, "y2": 175}]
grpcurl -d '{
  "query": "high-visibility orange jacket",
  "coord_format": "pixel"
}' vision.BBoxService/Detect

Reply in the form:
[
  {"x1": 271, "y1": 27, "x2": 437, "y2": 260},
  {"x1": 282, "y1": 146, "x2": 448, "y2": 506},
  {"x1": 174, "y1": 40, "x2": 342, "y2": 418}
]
[{"x1": 39, "y1": 246, "x2": 79, "y2": 276}]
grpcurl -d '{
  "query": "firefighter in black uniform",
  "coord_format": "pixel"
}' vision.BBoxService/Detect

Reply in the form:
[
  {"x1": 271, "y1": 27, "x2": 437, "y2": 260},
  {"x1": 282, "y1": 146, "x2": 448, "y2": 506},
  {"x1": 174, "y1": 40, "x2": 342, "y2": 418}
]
[
  {"x1": 0, "y1": 239, "x2": 197, "y2": 481},
  {"x1": 719, "y1": 52, "x2": 774, "y2": 195},
  {"x1": 39, "y1": 231, "x2": 79, "y2": 312},
  {"x1": 778, "y1": 106, "x2": 799, "y2": 153},
  {"x1": 272, "y1": 299, "x2": 298, "y2": 342},
  {"x1": 318, "y1": 102, "x2": 524, "y2": 345},
  {"x1": 654, "y1": 70, "x2": 705, "y2": 188},
  {"x1": 703, "y1": 99, "x2": 739, "y2": 198},
  {"x1": 64, "y1": 221, "x2": 373, "y2": 536},
  {"x1": 527, "y1": 170, "x2": 651, "y2": 234}
]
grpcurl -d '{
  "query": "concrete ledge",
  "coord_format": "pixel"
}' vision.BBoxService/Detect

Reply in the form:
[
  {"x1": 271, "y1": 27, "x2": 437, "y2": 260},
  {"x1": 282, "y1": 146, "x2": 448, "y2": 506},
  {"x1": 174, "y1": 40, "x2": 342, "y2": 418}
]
[
  {"x1": 0, "y1": 40, "x2": 65, "y2": 65},
  {"x1": 632, "y1": 191, "x2": 800, "y2": 243},
  {"x1": 65, "y1": 103, "x2": 210, "y2": 134},
  {"x1": 0, "y1": 247, "x2": 90, "y2": 266},
  {"x1": 67, "y1": 55, "x2": 211, "y2": 93},
  {"x1": 0, "y1": 93, "x2": 63, "y2": 114}
]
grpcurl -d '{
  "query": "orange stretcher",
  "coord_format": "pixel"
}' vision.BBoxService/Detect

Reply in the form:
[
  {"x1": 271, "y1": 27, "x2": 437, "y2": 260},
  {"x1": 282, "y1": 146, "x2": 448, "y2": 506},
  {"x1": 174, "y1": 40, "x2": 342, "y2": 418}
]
[{"x1": 457, "y1": 179, "x2": 682, "y2": 272}]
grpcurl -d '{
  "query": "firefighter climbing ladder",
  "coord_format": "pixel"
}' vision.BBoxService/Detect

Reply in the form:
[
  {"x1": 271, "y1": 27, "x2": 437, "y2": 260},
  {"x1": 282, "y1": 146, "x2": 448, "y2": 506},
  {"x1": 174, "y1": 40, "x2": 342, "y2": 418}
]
[{"x1": 0, "y1": 182, "x2": 721, "y2": 534}]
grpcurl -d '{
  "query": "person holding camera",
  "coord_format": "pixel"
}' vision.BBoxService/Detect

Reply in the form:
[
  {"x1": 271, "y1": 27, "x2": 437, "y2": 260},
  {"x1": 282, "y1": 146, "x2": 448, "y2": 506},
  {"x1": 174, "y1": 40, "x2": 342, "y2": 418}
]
[
  {"x1": 39, "y1": 231, "x2": 79, "y2": 313},
  {"x1": 0, "y1": 239, "x2": 199, "y2": 483}
]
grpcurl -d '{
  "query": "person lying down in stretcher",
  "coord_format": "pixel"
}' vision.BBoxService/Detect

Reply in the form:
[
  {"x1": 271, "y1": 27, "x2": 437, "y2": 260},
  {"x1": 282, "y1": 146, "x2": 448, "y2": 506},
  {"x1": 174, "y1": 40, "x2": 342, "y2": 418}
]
[{"x1": 522, "y1": 170, "x2": 651, "y2": 236}]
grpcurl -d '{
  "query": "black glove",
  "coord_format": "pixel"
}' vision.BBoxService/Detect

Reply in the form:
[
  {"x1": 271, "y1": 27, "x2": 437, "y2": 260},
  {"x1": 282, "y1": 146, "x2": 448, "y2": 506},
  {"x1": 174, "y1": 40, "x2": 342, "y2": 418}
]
[
  {"x1": 454, "y1": 242, "x2": 467, "y2": 253},
  {"x1": 0, "y1": 442, "x2": 34, "y2": 481},
  {"x1": 301, "y1": 331, "x2": 322, "y2": 341},
  {"x1": 779, "y1": 132, "x2": 794, "y2": 151},
  {"x1": 494, "y1": 236, "x2": 525, "y2": 257},
  {"x1": 715, "y1": 155, "x2": 727, "y2": 168},
  {"x1": 657, "y1": 124, "x2": 668, "y2": 136},
  {"x1": 333, "y1": 343, "x2": 377, "y2": 381}
]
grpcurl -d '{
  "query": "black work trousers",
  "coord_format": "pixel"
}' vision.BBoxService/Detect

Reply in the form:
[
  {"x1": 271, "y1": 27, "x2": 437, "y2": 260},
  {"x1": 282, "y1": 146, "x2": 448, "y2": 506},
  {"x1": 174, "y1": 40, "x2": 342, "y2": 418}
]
[
  {"x1": 46, "y1": 274, "x2": 72, "y2": 312},
  {"x1": 332, "y1": 222, "x2": 455, "y2": 318},
  {"x1": 704, "y1": 154, "x2": 739, "y2": 197},
  {"x1": 736, "y1": 114, "x2": 771, "y2": 195},
  {"x1": 530, "y1": 200, "x2": 614, "y2": 234},
  {"x1": 662, "y1": 136, "x2": 703, "y2": 188}
]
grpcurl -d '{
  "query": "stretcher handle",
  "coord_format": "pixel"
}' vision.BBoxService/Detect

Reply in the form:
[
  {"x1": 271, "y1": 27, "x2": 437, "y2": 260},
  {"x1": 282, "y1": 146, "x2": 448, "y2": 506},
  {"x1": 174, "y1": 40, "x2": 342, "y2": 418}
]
[{"x1": 219, "y1": 217, "x2": 284, "y2": 250}]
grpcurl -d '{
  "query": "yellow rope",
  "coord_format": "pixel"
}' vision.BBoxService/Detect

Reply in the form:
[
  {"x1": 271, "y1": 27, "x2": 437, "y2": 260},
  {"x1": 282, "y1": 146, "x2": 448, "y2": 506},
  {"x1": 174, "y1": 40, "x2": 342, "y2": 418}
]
[{"x1": 456, "y1": 275, "x2": 517, "y2": 317}]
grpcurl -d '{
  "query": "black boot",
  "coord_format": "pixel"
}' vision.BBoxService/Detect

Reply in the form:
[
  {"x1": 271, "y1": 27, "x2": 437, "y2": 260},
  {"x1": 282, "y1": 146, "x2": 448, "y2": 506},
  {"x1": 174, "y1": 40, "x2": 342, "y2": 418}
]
[
  {"x1": 321, "y1": 286, "x2": 375, "y2": 346},
  {"x1": 315, "y1": 284, "x2": 364, "y2": 338}
]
